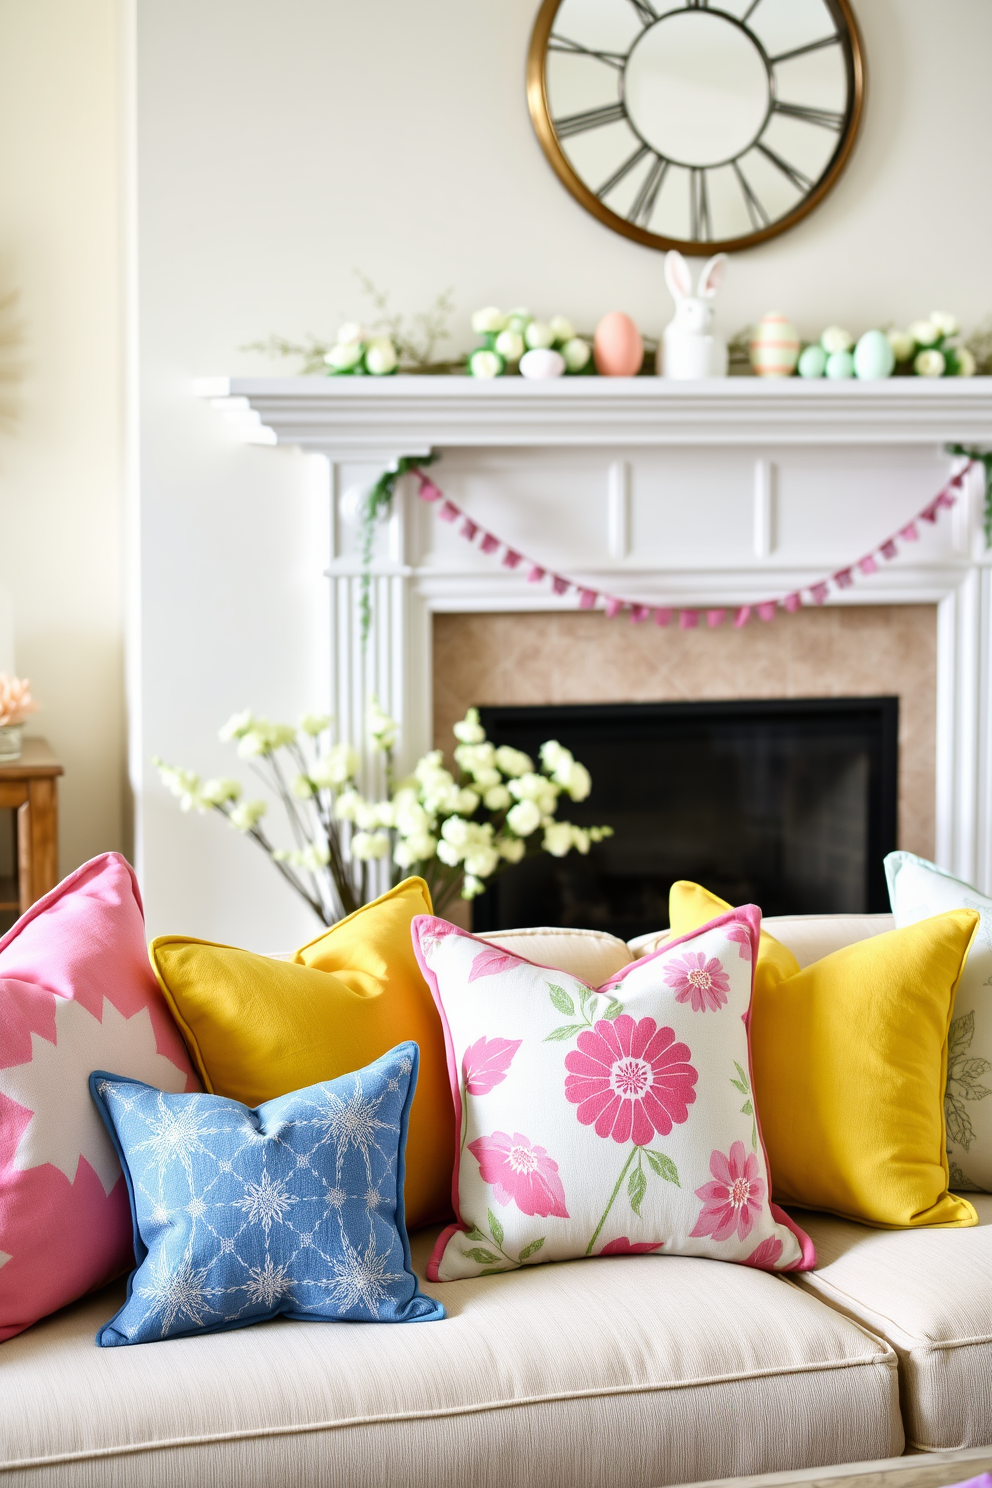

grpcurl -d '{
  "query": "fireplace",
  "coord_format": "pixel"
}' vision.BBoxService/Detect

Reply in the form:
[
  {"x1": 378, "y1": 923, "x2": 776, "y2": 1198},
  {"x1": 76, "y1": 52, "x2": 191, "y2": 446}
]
[{"x1": 471, "y1": 697, "x2": 899, "y2": 941}]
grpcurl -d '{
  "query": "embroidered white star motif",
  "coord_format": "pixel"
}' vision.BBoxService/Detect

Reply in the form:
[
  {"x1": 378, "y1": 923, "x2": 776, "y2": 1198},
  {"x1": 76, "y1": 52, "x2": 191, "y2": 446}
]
[{"x1": 0, "y1": 998, "x2": 188, "y2": 1193}]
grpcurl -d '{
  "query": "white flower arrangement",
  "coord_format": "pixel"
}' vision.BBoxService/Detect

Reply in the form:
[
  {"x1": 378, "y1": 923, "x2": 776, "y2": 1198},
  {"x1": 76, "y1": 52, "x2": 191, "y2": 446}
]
[
  {"x1": 886, "y1": 313, "x2": 975, "y2": 377},
  {"x1": 323, "y1": 324, "x2": 399, "y2": 377},
  {"x1": 155, "y1": 705, "x2": 611, "y2": 926},
  {"x1": 468, "y1": 307, "x2": 592, "y2": 379}
]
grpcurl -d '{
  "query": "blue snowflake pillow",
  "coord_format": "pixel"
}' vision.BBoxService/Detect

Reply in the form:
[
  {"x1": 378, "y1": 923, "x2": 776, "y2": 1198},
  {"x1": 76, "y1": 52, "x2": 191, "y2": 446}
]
[{"x1": 89, "y1": 1041, "x2": 444, "y2": 1345}]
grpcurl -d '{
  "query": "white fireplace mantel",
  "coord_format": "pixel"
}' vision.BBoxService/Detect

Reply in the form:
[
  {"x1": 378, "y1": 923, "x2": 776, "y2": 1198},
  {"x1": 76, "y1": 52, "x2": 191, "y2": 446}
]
[
  {"x1": 195, "y1": 375, "x2": 992, "y2": 457},
  {"x1": 196, "y1": 376, "x2": 992, "y2": 895}
]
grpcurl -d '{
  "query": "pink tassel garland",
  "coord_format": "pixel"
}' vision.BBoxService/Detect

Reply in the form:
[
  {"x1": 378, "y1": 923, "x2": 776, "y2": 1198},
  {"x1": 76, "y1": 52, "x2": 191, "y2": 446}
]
[{"x1": 414, "y1": 460, "x2": 969, "y2": 634}]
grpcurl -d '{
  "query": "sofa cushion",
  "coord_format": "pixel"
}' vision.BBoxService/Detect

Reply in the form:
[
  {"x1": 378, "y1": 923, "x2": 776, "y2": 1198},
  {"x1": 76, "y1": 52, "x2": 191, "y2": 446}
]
[
  {"x1": 0, "y1": 1228, "x2": 901, "y2": 1487},
  {"x1": 794, "y1": 1196, "x2": 992, "y2": 1451},
  {"x1": 763, "y1": 913, "x2": 896, "y2": 968},
  {"x1": 481, "y1": 926, "x2": 632, "y2": 984}
]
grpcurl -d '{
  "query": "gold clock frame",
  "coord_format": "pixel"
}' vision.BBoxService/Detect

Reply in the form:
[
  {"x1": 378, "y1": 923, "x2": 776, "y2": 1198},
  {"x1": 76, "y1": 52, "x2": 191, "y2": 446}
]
[{"x1": 526, "y1": 0, "x2": 866, "y2": 255}]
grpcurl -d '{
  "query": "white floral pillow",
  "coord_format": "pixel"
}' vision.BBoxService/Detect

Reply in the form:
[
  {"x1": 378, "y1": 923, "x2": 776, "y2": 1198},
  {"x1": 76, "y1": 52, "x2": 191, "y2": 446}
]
[
  {"x1": 885, "y1": 850, "x2": 992, "y2": 1192},
  {"x1": 412, "y1": 909, "x2": 814, "y2": 1281}
]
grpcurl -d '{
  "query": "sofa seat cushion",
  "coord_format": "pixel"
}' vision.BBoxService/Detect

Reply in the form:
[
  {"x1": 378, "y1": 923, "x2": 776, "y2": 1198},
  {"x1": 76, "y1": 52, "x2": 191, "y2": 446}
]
[
  {"x1": 793, "y1": 1197, "x2": 992, "y2": 1451},
  {"x1": 0, "y1": 1231, "x2": 901, "y2": 1488}
]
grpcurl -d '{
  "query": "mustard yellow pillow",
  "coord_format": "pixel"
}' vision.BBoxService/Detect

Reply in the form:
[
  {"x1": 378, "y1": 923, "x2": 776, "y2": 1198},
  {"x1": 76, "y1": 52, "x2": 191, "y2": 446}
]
[
  {"x1": 669, "y1": 880, "x2": 800, "y2": 994},
  {"x1": 667, "y1": 880, "x2": 979, "y2": 1228},
  {"x1": 149, "y1": 878, "x2": 454, "y2": 1230}
]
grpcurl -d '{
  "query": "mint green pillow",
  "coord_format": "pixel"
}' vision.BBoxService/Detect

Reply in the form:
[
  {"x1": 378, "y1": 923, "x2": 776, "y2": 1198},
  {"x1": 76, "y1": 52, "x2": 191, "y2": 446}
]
[{"x1": 885, "y1": 851, "x2": 992, "y2": 1192}]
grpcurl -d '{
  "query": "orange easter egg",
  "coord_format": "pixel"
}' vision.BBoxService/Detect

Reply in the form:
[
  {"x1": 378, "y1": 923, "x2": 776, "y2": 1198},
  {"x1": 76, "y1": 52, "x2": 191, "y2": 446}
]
[{"x1": 594, "y1": 312, "x2": 644, "y2": 377}]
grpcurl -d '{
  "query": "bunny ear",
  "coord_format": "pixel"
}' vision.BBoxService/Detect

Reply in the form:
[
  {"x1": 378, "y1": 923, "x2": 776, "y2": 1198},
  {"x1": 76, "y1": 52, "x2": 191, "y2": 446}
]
[
  {"x1": 665, "y1": 250, "x2": 692, "y2": 301},
  {"x1": 697, "y1": 253, "x2": 728, "y2": 299}
]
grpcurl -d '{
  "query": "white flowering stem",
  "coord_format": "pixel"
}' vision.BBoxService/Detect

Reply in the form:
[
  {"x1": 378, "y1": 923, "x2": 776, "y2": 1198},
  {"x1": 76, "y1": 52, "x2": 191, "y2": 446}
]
[{"x1": 214, "y1": 802, "x2": 327, "y2": 921}]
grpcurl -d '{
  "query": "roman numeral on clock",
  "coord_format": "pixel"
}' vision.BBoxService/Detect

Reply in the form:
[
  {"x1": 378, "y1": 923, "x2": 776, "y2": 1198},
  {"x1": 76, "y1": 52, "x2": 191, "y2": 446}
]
[
  {"x1": 553, "y1": 102, "x2": 627, "y2": 140},
  {"x1": 548, "y1": 35, "x2": 625, "y2": 70}
]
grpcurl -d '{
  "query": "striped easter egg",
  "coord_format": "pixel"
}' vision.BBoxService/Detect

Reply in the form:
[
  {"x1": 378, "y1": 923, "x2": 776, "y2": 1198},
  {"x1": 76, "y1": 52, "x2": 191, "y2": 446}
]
[{"x1": 749, "y1": 313, "x2": 801, "y2": 378}]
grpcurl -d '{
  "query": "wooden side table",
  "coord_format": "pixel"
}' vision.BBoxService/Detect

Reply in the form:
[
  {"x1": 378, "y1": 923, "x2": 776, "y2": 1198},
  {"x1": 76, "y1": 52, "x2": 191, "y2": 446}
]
[{"x1": 0, "y1": 738, "x2": 63, "y2": 918}]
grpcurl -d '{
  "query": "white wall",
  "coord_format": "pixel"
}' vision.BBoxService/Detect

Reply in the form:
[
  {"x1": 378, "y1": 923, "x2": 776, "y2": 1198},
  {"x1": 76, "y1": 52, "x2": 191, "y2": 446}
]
[
  {"x1": 0, "y1": 0, "x2": 126, "y2": 879},
  {"x1": 135, "y1": 0, "x2": 992, "y2": 948}
]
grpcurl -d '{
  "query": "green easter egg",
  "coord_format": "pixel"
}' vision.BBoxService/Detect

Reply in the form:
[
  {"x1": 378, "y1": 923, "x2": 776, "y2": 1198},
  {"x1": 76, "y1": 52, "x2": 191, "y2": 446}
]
[
  {"x1": 825, "y1": 350, "x2": 855, "y2": 379},
  {"x1": 853, "y1": 329, "x2": 896, "y2": 380},
  {"x1": 797, "y1": 344, "x2": 827, "y2": 378}
]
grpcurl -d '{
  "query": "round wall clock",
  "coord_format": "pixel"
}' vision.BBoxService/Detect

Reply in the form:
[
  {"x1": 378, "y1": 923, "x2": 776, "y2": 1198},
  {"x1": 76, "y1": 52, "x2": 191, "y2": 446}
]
[{"x1": 527, "y1": 0, "x2": 864, "y2": 254}]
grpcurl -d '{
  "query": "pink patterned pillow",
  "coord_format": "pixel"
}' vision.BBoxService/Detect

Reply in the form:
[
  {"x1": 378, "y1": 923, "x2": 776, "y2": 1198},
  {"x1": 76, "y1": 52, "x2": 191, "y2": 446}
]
[
  {"x1": 0, "y1": 853, "x2": 198, "y2": 1341},
  {"x1": 412, "y1": 907, "x2": 814, "y2": 1282}
]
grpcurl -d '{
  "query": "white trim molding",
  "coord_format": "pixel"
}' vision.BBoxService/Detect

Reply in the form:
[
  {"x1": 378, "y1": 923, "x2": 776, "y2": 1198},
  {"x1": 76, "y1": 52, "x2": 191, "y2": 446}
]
[{"x1": 197, "y1": 377, "x2": 992, "y2": 893}]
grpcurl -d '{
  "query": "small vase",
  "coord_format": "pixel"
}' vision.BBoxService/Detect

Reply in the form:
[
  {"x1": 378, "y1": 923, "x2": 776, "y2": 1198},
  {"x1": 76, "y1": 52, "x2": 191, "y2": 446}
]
[{"x1": 0, "y1": 723, "x2": 24, "y2": 761}]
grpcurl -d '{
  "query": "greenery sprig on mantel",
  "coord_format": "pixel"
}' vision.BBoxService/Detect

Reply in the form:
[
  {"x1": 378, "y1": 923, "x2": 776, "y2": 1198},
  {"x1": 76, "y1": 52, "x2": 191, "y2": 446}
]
[
  {"x1": 946, "y1": 444, "x2": 992, "y2": 546},
  {"x1": 360, "y1": 451, "x2": 439, "y2": 646}
]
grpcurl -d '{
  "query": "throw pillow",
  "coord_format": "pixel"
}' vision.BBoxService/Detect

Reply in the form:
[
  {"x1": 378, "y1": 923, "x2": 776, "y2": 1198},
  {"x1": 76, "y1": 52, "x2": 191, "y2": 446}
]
[
  {"x1": 412, "y1": 910, "x2": 815, "y2": 1282},
  {"x1": 667, "y1": 878, "x2": 980, "y2": 1227},
  {"x1": 89, "y1": 1042, "x2": 444, "y2": 1345},
  {"x1": 0, "y1": 853, "x2": 198, "y2": 1344},
  {"x1": 149, "y1": 877, "x2": 453, "y2": 1230},
  {"x1": 669, "y1": 880, "x2": 801, "y2": 994},
  {"x1": 885, "y1": 850, "x2": 992, "y2": 1192}
]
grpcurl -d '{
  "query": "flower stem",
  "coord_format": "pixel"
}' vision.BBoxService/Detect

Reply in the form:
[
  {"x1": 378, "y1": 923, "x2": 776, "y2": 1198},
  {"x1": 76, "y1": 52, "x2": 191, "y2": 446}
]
[{"x1": 586, "y1": 1146, "x2": 638, "y2": 1256}]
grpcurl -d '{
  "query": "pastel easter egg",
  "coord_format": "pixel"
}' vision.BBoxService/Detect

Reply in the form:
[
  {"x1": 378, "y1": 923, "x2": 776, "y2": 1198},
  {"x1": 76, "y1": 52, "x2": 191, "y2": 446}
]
[
  {"x1": 854, "y1": 329, "x2": 896, "y2": 380},
  {"x1": 797, "y1": 344, "x2": 827, "y2": 378},
  {"x1": 593, "y1": 312, "x2": 644, "y2": 376},
  {"x1": 826, "y1": 349, "x2": 855, "y2": 379},
  {"x1": 519, "y1": 347, "x2": 566, "y2": 380},
  {"x1": 749, "y1": 313, "x2": 800, "y2": 377}
]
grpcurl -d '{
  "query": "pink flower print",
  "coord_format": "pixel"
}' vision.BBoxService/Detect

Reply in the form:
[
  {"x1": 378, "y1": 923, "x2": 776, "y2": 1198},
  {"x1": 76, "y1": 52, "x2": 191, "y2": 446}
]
[
  {"x1": 599, "y1": 1237, "x2": 664, "y2": 1256},
  {"x1": 468, "y1": 945, "x2": 520, "y2": 982},
  {"x1": 663, "y1": 951, "x2": 731, "y2": 1012},
  {"x1": 468, "y1": 1132, "x2": 570, "y2": 1218},
  {"x1": 417, "y1": 918, "x2": 459, "y2": 956},
  {"x1": 564, "y1": 1015, "x2": 697, "y2": 1145},
  {"x1": 741, "y1": 1235, "x2": 783, "y2": 1270},
  {"x1": 690, "y1": 1141, "x2": 766, "y2": 1243},
  {"x1": 462, "y1": 1036, "x2": 522, "y2": 1096},
  {"x1": 727, "y1": 923, "x2": 753, "y2": 962}
]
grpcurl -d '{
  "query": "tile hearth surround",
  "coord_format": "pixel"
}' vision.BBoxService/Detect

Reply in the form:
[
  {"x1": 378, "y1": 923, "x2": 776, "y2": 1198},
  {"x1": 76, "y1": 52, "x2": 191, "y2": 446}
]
[{"x1": 432, "y1": 605, "x2": 937, "y2": 863}]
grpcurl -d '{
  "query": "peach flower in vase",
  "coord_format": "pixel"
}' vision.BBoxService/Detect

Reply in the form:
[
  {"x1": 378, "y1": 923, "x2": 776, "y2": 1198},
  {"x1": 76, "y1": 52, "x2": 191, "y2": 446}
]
[{"x1": 0, "y1": 673, "x2": 39, "y2": 761}]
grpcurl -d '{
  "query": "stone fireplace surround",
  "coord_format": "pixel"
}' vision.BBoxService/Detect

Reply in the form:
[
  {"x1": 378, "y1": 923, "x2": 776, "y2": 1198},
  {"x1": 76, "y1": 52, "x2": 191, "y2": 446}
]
[{"x1": 197, "y1": 377, "x2": 992, "y2": 897}]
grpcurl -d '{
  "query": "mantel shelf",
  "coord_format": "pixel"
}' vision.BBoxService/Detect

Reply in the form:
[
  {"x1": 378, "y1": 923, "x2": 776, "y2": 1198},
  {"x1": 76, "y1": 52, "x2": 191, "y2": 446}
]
[{"x1": 195, "y1": 374, "x2": 992, "y2": 456}]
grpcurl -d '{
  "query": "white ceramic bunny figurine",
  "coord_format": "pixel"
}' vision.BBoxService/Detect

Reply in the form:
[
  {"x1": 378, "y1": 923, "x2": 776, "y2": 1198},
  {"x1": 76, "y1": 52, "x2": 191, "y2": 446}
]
[{"x1": 659, "y1": 250, "x2": 729, "y2": 379}]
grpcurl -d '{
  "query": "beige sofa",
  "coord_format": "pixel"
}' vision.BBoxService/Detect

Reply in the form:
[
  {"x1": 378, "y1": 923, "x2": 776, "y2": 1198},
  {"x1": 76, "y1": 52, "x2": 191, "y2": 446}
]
[{"x1": 1, "y1": 915, "x2": 989, "y2": 1487}]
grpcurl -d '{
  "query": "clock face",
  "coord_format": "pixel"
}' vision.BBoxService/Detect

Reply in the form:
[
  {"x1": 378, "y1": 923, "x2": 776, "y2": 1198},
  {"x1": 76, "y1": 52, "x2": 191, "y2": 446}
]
[{"x1": 527, "y1": 0, "x2": 864, "y2": 254}]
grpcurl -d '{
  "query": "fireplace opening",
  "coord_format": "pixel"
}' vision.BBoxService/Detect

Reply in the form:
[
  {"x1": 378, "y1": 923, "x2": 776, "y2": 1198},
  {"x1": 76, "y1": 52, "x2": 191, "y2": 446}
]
[{"x1": 472, "y1": 697, "x2": 899, "y2": 941}]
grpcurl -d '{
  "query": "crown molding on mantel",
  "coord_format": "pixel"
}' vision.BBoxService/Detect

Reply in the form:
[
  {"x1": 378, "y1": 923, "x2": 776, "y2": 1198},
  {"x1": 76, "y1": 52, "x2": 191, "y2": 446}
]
[{"x1": 194, "y1": 375, "x2": 992, "y2": 457}]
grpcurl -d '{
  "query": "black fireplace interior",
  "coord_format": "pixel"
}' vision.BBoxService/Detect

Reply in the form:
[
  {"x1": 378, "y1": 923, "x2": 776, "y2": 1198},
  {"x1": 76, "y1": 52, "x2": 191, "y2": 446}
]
[{"x1": 472, "y1": 697, "x2": 899, "y2": 941}]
